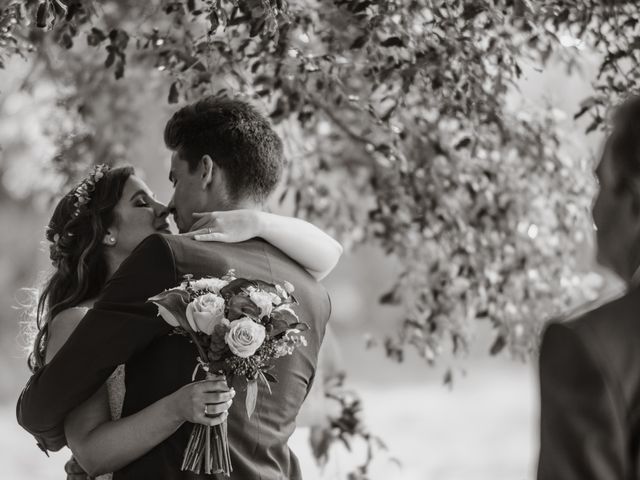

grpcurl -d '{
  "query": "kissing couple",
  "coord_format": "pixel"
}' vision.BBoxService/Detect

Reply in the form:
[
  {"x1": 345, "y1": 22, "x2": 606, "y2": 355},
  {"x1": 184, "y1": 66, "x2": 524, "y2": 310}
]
[{"x1": 17, "y1": 96, "x2": 343, "y2": 479}]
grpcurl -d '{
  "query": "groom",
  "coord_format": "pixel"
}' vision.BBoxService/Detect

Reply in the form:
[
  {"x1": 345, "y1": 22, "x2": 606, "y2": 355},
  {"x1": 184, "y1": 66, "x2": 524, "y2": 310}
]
[
  {"x1": 538, "y1": 97, "x2": 640, "y2": 479},
  {"x1": 17, "y1": 97, "x2": 332, "y2": 479}
]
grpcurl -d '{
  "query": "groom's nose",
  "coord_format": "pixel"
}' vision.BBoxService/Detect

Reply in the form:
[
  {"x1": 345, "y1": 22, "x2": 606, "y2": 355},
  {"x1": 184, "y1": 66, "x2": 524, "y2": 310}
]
[
  {"x1": 157, "y1": 206, "x2": 170, "y2": 220},
  {"x1": 150, "y1": 198, "x2": 169, "y2": 218}
]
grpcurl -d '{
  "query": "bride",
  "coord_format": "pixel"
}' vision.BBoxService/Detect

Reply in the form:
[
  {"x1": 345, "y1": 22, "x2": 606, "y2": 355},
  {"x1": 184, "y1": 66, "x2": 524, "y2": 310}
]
[{"x1": 29, "y1": 164, "x2": 342, "y2": 479}]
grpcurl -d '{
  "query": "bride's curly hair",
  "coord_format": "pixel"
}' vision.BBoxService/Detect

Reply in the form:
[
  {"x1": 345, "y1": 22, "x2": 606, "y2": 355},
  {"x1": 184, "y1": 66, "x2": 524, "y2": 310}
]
[{"x1": 28, "y1": 166, "x2": 135, "y2": 372}]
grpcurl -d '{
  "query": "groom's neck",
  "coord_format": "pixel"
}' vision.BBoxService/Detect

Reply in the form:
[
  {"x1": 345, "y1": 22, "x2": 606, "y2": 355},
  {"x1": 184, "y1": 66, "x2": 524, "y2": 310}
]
[{"x1": 214, "y1": 197, "x2": 263, "y2": 212}]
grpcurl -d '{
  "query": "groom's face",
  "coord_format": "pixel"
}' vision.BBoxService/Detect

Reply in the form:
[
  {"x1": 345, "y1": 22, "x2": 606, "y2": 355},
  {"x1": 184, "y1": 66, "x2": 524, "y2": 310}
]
[{"x1": 168, "y1": 152, "x2": 208, "y2": 233}]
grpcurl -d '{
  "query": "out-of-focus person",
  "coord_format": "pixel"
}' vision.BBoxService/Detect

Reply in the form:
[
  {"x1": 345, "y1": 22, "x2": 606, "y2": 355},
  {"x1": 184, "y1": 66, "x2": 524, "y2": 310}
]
[{"x1": 538, "y1": 96, "x2": 640, "y2": 480}]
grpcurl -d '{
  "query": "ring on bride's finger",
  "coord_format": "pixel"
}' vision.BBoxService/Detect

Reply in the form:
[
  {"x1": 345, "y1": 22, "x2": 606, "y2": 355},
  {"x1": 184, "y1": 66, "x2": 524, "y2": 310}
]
[
  {"x1": 207, "y1": 227, "x2": 214, "y2": 234},
  {"x1": 204, "y1": 404, "x2": 209, "y2": 416}
]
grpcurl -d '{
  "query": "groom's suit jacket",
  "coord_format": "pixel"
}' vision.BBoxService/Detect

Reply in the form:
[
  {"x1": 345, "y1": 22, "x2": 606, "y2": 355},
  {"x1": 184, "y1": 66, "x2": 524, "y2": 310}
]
[
  {"x1": 537, "y1": 284, "x2": 640, "y2": 480},
  {"x1": 17, "y1": 233, "x2": 331, "y2": 479}
]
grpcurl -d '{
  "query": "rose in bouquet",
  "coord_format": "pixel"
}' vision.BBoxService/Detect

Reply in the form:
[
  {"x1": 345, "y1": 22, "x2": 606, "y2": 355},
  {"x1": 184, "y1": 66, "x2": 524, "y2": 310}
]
[{"x1": 148, "y1": 270, "x2": 309, "y2": 476}]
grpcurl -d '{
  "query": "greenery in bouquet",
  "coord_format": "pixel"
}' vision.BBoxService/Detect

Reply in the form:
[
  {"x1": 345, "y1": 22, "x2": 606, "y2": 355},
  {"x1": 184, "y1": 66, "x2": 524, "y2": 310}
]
[{"x1": 186, "y1": 271, "x2": 309, "y2": 416}]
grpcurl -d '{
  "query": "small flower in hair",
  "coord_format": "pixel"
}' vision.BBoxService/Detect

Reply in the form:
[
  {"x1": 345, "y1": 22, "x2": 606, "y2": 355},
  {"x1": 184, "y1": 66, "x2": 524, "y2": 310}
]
[{"x1": 71, "y1": 164, "x2": 110, "y2": 217}]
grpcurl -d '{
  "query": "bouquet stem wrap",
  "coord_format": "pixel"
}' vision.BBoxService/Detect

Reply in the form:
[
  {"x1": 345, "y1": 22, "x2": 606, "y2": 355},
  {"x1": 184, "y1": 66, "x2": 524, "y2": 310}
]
[{"x1": 181, "y1": 371, "x2": 232, "y2": 476}]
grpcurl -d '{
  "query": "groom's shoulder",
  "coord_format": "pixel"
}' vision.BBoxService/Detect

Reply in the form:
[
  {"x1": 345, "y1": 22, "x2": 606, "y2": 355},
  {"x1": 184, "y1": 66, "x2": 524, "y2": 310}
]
[
  {"x1": 157, "y1": 234, "x2": 232, "y2": 276},
  {"x1": 128, "y1": 233, "x2": 175, "y2": 263}
]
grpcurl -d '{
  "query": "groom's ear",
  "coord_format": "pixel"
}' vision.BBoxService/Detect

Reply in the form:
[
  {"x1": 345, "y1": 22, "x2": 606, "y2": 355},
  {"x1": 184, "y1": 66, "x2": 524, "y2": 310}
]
[{"x1": 200, "y1": 155, "x2": 215, "y2": 190}]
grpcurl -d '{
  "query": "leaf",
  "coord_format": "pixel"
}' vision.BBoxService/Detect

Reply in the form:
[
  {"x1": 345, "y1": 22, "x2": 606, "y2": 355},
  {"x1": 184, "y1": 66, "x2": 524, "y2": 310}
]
[
  {"x1": 489, "y1": 334, "x2": 506, "y2": 356},
  {"x1": 585, "y1": 117, "x2": 602, "y2": 134},
  {"x1": 36, "y1": 1, "x2": 48, "y2": 28},
  {"x1": 351, "y1": 1, "x2": 372, "y2": 13},
  {"x1": 380, "y1": 37, "x2": 404, "y2": 48},
  {"x1": 310, "y1": 427, "x2": 332, "y2": 463},
  {"x1": 455, "y1": 137, "x2": 471, "y2": 150},
  {"x1": 115, "y1": 61, "x2": 125, "y2": 79},
  {"x1": 555, "y1": 8, "x2": 570, "y2": 25},
  {"x1": 350, "y1": 34, "x2": 368, "y2": 50},
  {"x1": 252, "y1": 279, "x2": 279, "y2": 295},
  {"x1": 60, "y1": 33, "x2": 73, "y2": 49},
  {"x1": 443, "y1": 369, "x2": 453, "y2": 388},
  {"x1": 258, "y1": 370, "x2": 272, "y2": 394},
  {"x1": 105, "y1": 49, "x2": 115, "y2": 68},
  {"x1": 209, "y1": 9, "x2": 219, "y2": 32},
  {"x1": 168, "y1": 82, "x2": 180, "y2": 104},
  {"x1": 573, "y1": 105, "x2": 590, "y2": 120},
  {"x1": 290, "y1": 322, "x2": 309, "y2": 332},
  {"x1": 249, "y1": 18, "x2": 265, "y2": 37},
  {"x1": 461, "y1": 3, "x2": 484, "y2": 21},
  {"x1": 379, "y1": 288, "x2": 400, "y2": 305},
  {"x1": 227, "y1": 295, "x2": 261, "y2": 321},
  {"x1": 87, "y1": 28, "x2": 107, "y2": 46},
  {"x1": 246, "y1": 379, "x2": 258, "y2": 417},
  {"x1": 220, "y1": 278, "x2": 256, "y2": 298},
  {"x1": 65, "y1": 1, "x2": 78, "y2": 21},
  {"x1": 271, "y1": 307, "x2": 298, "y2": 326},
  {"x1": 262, "y1": 371, "x2": 278, "y2": 383},
  {"x1": 267, "y1": 318, "x2": 289, "y2": 337},
  {"x1": 148, "y1": 289, "x2": 192, "y2": 331}
]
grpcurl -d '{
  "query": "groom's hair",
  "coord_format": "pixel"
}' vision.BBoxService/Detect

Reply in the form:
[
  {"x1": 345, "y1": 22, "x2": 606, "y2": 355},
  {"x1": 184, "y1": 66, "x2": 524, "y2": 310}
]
[{"x1": 164, "y1": 96, "x2": 284, "y2": 202}]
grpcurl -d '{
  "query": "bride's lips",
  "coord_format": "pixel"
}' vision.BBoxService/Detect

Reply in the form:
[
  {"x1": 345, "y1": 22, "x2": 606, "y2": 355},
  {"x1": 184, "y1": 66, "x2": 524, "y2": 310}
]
[{"x1": 156, "y1": 222, "x2": 171, "y2": 233}]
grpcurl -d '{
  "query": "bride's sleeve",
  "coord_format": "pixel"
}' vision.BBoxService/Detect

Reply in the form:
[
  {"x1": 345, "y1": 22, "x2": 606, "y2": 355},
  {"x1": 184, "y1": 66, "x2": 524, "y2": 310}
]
[
  {"x1": 17, "y1": 234, "x2": 178, "y2": 453},
  {"x1": 257, "y1": 212, "x2": 343, "y2": 280}
]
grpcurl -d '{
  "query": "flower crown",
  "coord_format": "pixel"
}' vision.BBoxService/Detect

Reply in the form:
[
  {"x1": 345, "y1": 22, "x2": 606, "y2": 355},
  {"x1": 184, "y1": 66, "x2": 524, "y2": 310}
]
[
  {"x1": 48, "y1": 164, "x2": 110, "y2": 266},
  {"x1": 71, "y1": 164, "x2": 110, "y2": 217}
]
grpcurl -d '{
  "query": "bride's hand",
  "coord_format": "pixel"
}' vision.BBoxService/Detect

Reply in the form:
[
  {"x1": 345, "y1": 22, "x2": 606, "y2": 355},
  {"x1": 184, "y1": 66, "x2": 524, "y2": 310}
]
[
  {"x1": 183, "y1": 210, "x2": 263, "y2": 243},
  {"x1": 169, "y1": 375, "x2": 235, "y2": 427}
]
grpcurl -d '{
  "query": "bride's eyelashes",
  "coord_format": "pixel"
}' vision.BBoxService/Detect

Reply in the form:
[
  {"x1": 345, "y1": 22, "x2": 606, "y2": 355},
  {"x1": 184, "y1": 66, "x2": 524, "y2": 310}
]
[{"x1": 133, "y1": 194, "x2": 151, "y2": 208}]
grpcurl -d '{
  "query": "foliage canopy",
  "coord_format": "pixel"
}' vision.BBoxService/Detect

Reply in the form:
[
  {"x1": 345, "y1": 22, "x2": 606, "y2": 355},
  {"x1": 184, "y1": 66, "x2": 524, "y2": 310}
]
[{"x1": 2, "y1": 0, "x2": 637, "y2": 366}]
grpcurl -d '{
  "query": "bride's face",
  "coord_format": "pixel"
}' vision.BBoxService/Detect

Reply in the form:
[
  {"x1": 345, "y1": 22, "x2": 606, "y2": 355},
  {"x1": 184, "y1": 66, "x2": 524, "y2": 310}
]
[{"x1": 108, "y1": 175, "x2": 171, "y2": 257}]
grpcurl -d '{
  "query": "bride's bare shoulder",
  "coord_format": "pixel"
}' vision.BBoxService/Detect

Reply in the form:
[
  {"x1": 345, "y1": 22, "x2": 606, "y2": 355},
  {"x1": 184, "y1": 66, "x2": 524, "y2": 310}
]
[{"x1": 45, "y1": 307, "x2": 90, "y2": 363}]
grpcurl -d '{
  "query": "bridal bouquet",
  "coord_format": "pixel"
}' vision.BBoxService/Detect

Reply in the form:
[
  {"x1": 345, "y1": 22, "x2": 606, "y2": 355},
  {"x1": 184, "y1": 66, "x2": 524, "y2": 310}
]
[{"x1": 148, "y1": 270, "x2": 309, "y2": 476}]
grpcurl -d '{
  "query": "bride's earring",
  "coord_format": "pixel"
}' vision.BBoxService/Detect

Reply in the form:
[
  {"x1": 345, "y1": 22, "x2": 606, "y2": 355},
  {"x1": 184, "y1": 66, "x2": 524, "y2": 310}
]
[{"x1": 103, "y1": 232, "x2": 117, "y2": 246}]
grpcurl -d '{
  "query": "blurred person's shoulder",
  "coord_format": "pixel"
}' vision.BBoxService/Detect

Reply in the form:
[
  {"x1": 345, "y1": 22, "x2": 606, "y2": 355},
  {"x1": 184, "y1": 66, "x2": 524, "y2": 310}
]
[
  {"x1": 555, "y1": 285, "x2": 640, "y2": 342},
  {"x1": 543, "y1": 286, "x2": 640, "y2": 393}
]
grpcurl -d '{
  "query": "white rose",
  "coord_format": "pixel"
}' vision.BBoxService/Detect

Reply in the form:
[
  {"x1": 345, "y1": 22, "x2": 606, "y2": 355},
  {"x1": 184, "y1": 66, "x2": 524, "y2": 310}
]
[
  {"x1": 269, "y1": 292, "x2": 282, "y2": 306},
  {"x1": 191, "y1": 277, "x2": 230, "y2": 293},
  {"x1": 225, "y1": 317, "x2": 266, "y2": 358},
  {"x1": 186, "y1": 293, "x2": 227, "y2": 335},
  {"x1": 248, "y1": 288, "x2": 274, "y2": 318}
]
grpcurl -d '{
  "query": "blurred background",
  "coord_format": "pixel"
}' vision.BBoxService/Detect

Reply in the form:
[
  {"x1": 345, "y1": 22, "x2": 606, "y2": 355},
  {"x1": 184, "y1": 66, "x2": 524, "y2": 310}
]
[{"x1": 0, "y1": 2, "x2": 635, "y2": 479}]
